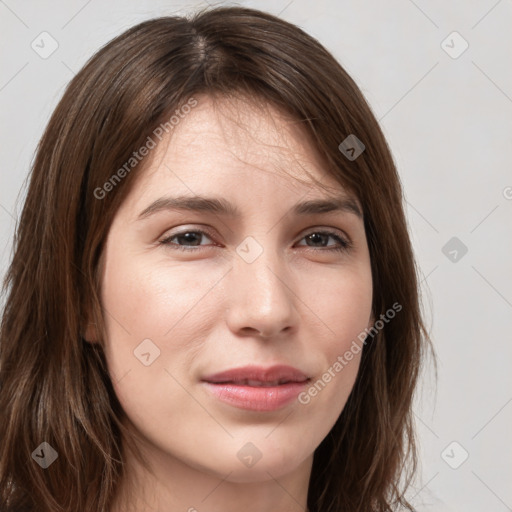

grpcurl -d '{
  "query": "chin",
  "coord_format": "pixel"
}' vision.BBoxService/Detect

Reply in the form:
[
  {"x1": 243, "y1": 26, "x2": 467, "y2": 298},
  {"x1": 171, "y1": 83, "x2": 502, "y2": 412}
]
[
  {"x1": 220, "y1": 445, "x2": 311, "y2": 483},
  {"x1": 221, "y1": 462, "x2": 298, "y2": 484}
]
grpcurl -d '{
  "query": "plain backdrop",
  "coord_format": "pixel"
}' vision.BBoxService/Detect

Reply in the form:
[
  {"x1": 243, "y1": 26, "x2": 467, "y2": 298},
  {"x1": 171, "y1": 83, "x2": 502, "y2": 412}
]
[{"x1": 1, "y1": 1, "x2": 511, "y2": 510}]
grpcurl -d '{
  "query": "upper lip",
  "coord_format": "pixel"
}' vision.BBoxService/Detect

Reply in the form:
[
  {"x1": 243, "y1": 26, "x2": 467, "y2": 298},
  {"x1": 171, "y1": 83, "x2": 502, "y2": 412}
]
[{"x1": 201, "y1": 364, "x2": 310, "y2": 384}]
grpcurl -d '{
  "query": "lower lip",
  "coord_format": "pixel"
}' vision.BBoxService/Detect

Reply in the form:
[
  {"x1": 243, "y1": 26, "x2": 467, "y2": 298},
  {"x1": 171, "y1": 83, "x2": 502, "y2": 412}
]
[{"x1": 202, "y1": 381, "x2": 309, "y2": 412}]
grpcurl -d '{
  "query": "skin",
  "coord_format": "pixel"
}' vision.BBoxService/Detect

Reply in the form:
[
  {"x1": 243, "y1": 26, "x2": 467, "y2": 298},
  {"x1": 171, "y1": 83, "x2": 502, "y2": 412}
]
[{"x1": 86, "y1": 94, "x2": 374, "y2": 512}]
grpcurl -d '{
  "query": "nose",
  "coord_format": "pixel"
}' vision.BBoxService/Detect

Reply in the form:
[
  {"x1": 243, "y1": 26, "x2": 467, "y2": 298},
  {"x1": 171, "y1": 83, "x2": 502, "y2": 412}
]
[{"x1": 224, "y1": 246, "x2": 299, "y2": 339}]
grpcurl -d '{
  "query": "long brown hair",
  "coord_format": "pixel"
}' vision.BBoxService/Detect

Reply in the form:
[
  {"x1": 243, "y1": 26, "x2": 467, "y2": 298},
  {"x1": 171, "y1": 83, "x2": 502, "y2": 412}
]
[{"x1": 0, "y1": 6, "x2": 434, "y2": 511}]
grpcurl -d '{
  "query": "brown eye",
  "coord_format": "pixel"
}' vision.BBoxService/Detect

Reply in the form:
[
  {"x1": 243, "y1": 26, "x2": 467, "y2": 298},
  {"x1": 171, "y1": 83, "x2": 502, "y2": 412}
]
[
  {"x1": 159, "y1": 228, "x2": 352, "y2": 253},
  {"x1": 296, "y1": 230, "x2": 352, "y2": 252},
  {"x1": 160, "y1": 229, "x2": 214, "y2": 251}
]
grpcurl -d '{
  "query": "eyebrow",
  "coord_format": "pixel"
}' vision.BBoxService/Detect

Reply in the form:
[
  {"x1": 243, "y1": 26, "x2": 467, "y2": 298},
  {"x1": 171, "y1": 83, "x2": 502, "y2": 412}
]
[{"x1": 137, "y1": 194, "x2": 363, "y2": 220}]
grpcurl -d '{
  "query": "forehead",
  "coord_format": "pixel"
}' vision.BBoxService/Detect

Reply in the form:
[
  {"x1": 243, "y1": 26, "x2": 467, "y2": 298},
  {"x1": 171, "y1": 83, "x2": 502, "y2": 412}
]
[
  {"x1": 123, "y1": 94, "x2": 359, "y2": 212},
  {"x1": 168, "y1": 95, "x2": 312, "y2": 154}
]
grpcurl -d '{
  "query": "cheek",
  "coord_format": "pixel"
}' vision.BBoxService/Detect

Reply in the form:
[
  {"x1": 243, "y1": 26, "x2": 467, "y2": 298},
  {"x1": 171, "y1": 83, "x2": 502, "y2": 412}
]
[
  {"x1": 317, "y1": 266, "x2": 373, "y2": 354},
  {"x1": 99, "y1": 251, "x2": 215, "y2": 438},
  {"x1": 99, "y1": 247, "x2": 226, "y2": 387},
  {"x1": 101, "y1": 247, "x2": 220, "y2": 338},
  {"x1": 297, "y1": 267, "x2": 372, "y2": 421}
]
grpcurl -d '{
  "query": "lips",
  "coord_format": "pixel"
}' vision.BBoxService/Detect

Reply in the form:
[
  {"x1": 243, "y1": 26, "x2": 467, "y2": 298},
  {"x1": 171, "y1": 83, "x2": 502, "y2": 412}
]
[
  {"x1": 201, "y1": 364, "x2": 310, "y2": 385},
  {"x1": 221, "y1": 379, "x2": 291, "y2": 387},
  {"x1": 201, "y1": 365, "x2": 310, "y2": 412}
]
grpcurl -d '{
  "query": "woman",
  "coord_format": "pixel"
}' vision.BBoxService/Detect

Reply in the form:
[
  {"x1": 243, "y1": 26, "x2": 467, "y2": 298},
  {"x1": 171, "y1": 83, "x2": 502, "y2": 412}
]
[{"x1": 0, "y1": 6, "x2": 433, "y2": 512}]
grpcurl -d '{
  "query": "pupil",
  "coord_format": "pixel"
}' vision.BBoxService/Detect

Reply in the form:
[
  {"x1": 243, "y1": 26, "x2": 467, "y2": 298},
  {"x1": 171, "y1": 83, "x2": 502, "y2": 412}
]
[
  {"x1": 308, "y1": 233, "x2": 326, "y2": 246},
  {"x1": 180, "y1": 232, "x2": 200, "y2": 246}
]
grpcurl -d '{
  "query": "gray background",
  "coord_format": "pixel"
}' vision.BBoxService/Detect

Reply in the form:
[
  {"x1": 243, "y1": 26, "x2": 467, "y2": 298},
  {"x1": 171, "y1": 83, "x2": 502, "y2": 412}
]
[{"x1": 1, "y1": 1, "x2": 511, "y2": 510}]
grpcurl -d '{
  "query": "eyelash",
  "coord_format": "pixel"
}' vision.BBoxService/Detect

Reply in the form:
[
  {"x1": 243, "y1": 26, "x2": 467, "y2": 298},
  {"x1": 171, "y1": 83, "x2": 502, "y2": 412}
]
[{"x1": 159, "y1": 228, "x2": 352, "y2": 253}]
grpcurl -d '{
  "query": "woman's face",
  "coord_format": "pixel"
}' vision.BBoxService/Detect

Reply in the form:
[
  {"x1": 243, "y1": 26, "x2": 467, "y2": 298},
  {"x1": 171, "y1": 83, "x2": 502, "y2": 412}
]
[{"x1": 95, "y1": 95, "x2": 373, "y2": 483}]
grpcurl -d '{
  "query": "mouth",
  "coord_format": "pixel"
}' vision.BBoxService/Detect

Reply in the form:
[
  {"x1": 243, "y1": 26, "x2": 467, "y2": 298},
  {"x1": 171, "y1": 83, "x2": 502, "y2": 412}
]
[
  {"x1": 201, "y1": 365, "x2": 311, "y2": 412},
  {"x1": 209, "y1": 378, "x2": 307, "y2": 387},
  {"x1": 201, "y1": 364, "x2": 309, "y2": 384}
]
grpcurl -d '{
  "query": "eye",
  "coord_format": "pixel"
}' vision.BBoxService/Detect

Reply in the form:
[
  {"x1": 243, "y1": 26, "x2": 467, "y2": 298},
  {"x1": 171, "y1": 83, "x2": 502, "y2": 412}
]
[
  {"x1": 159, "y1": 229, "x2": 215, "y2": 251},
  {"x1": 295, "y1": 230, "x2": 352, "y2": 253},
  {"x1": 160, "y1": 227, "x2": 352, "y2": 253}
]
